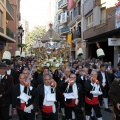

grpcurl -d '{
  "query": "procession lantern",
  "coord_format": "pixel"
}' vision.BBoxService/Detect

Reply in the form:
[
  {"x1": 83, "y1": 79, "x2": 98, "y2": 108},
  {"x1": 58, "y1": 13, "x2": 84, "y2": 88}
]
[
  {"x1": 77, "y1": 48, "x2": 83, "y2": 56},
  {"x1": 15, "y1": 51, "x2": 20, "y2": 57},
  {"x1": 96, "y1": 48, "x2": 105, "y2": 57},
  {"x1": 21, "y1": 52, "x2": 25, "y2": 58},
  {"x1": 2, "y1": 51, "x2": 11, "y2": 62},
  {"x1": 76, "y1": 44, "x2": 83, "y2": 56}
]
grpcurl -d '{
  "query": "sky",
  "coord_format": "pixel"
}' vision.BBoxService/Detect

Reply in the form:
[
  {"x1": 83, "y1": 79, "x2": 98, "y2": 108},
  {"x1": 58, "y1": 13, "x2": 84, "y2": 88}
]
[{"x1": 20, "y1": 0, "x2": 55, "y2": 30}]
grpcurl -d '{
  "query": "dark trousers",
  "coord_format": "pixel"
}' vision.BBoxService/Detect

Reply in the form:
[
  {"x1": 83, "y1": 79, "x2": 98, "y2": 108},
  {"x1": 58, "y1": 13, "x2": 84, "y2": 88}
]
[
  {"x1": 116, "y1": 115, "x2": 120, "y2": 120},
  {"x1": 42, "y1": 112, "x2": 58, "y2": 120},
  {"x1": 17, "y1": 109, "x2": 35, "y2": 120},
  {"x1": 0, "y1": 106, "x2": 9, "y2": 120},
  {"x1": 65, "y1": 105, "x2": 84, "y2": 120},
  {"x1": 85, "y1": 102, "x2": 102, "y2": 118},
  {"x1": 99, "y1": 87, "x2": 108, "y2": 105}
]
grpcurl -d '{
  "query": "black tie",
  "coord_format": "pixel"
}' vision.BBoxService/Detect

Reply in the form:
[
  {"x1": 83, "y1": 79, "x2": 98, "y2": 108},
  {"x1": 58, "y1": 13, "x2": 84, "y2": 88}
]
[{"x1": 24, "y1": 87, "x2": 27, "y2": 94}]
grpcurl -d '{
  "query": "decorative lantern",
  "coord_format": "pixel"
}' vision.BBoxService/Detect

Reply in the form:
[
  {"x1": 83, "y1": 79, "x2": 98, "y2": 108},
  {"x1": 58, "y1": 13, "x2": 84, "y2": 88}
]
[
  {"x1": 2, "y1": 51, "x2": 11, "y2": 61},
  {"x1": 76, "y1": 44, "x2": 83, "y2": 56},
  {"x1": 15, "y1": 51, "x2": 20, "y2": 57},
  {"x1": 77, "y1": 48, "x2": 83, "y2": 56},
  {"x1": 96, "y1": 48, "x2": 105, "y2": 57}
]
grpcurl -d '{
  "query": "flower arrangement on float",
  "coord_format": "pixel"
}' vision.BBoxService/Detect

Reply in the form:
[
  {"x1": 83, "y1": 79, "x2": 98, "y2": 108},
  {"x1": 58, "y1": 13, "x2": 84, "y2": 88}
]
[{"x1": 42, "y1": 58, "x2": 63, "y2": 68}]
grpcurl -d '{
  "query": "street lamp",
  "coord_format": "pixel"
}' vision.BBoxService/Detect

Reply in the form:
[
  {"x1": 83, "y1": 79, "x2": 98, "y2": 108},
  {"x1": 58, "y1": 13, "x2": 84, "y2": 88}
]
[{"x1": 18, "y1": 25, "x2": 24, "y2": 53}]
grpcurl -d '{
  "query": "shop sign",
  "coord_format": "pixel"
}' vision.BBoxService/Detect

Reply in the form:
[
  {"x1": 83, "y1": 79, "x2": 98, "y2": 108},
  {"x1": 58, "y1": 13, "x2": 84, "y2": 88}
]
[{"x1": 108, "y1": 38, "x2": 120, "y2": 46}]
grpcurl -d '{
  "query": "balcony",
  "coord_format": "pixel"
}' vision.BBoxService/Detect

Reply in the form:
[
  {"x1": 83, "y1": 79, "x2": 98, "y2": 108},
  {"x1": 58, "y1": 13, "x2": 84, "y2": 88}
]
[
  {"x1": 68, "y1": 7, "x2": 81, "y2": 27},
  {"x1": 72, "y1": 30, "x2": 81, "y2": 40},
  {"x1": 60, "y1": 0, "x2": 68, "y2": 9},
  {"x1": 6, "y1": 0, "x2": 14, "y2": 20},
  {"x1": 6, "y1": 27, "x2": 14, "y2": 39},
  {"x1": 61, "y1": 26, "x2": 69, "y2": 34}
]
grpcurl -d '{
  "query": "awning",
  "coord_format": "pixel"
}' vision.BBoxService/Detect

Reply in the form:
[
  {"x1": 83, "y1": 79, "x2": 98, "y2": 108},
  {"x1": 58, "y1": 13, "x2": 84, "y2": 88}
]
[
  {"x1": 86, "y1": 28, "x2": 120, "y2": 44},
  {"x1": 0, "y1": 32, "x2": 16, "y2": 43}
]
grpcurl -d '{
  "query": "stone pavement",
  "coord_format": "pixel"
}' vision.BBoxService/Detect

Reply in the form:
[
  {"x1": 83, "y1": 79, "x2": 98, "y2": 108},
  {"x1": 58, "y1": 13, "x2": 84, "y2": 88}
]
[{"x1": 11, "y1": 108, "x2": 114, "y2": 120}]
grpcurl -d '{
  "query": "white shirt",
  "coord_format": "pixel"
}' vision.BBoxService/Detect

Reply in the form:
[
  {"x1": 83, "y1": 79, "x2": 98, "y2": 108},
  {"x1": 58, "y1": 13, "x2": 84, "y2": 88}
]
[
  {"x1": 7, "y1": 69, "x2": 11, "y2": 75},
  {"x1": 20, "y1": 84, "x2": 25, "y2": 103},
  {"x1": 101, "y1": 72, "x2": 106, "y2": 86},
  {"x1": 43, "y1": 85, "x2": 56, "y2": 113},
  {"x1": 20, "y1": 84, "x2": 24, "y2": 93},
  {"x1": 44, "y1": 85, "x2": 51, "y2": 94}
]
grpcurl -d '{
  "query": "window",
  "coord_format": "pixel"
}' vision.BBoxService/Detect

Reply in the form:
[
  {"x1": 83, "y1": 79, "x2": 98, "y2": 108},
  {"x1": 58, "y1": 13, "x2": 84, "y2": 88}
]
[
  {"x1": 100, "y1": 7, "x2": 106, "y2": 24},
  {"x1": 58, "y1": 14, "x2": 61, "y2": 21},
  {"x1": 86, "y1": 13, "x2": 93, "y2": 29},
  {"x1": 70, "y1": 11, "x2": 73, "y2": 21}
]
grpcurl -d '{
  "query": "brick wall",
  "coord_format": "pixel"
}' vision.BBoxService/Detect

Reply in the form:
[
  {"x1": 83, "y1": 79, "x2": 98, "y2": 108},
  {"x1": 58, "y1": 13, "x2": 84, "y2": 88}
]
[{"x1": 7, "y1": 0, "x2": 20, "y2": 56}]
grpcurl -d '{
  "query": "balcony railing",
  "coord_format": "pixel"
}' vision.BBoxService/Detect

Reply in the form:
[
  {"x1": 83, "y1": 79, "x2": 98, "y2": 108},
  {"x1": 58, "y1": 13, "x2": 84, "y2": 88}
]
[
  {"x1": 6, "y1": 27, "x2": 14, "y2": 39},
  {"x1": 72, "y1": 30, "x2": 81, "y2": 39},
  {"x1": 61, "y1": 26, "x2": 69, "y2": 33},
  {"x1": 6, "y1": 0, "x2": 14, "y2": 18},
  {"x1": 58, "y1": 0, "x2": 63, "y2": 8},
  {"x1": 68, "y1": 6, "x2": 81, "y2": 23},
  {"x1": 60, "y1": 0, "x2": 68, "y2": 7}
]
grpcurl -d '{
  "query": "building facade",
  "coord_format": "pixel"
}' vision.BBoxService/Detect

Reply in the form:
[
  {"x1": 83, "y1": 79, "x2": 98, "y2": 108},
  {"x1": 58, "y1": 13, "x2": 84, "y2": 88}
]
[
  {"x1": 83, "y1": 0, "x2": 119, "y2": 66},
  {"x1": 54, "y1": 0, "x2": 86, "y2": 59},
  {"x1": 0, "y1": 0, "x2": 21, "y2": 59},
  {"x1": 0, "y1": 0, "x2": 16, "y2": 60},
  {"x1": 7, "y1": 0, "x2": 21, "y2": 56}
]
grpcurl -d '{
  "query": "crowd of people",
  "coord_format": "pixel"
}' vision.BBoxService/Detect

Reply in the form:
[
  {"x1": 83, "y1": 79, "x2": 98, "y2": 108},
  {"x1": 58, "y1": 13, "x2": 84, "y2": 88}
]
[{"x1": 0, "y1": 57, "x2": 120, "y2": 120}]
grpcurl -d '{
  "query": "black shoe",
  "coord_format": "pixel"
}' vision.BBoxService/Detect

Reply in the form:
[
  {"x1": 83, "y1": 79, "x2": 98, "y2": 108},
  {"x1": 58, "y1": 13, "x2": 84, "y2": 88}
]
[
  {"x1": 105, "y1": 108, "x2": 112, "y2": 112},
  {"x1": 62, "y1": 116, "x2": 66, "y2": 120},
  {"x1": 90, "y1": 116, "x2": 96, "y2": 120}
]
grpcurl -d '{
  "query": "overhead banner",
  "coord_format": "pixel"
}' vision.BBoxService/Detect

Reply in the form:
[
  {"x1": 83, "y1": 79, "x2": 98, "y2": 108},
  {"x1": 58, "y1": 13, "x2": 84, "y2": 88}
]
[
  {"x1": 60, "y1": 12, "x2": 67, "y2": 23},
  {"x1": 67, "y1": 33, "x2": 72, "y2": 48},
  {"x1": 115, "y1": 6, "x2": 120, "y2": 28}
]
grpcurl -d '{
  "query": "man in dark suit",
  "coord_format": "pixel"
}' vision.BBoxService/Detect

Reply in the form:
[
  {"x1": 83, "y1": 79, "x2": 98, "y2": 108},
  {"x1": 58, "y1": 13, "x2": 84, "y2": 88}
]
[
  {"x1": 97, "y1": 64, "x2": 111, "y2": 112},
  {"x1": 58, "y1": 73, "x2": 85, "y2": 120},
  {"x1": 12, "y1": 73, "x2": 35, "y2": 120},
  {"x1": 6, "y1": 61, "x2": 15, "y2": 83},
  {"x1": 33, "y1": 66, "x2": 52, "y2": 87},
  {"x1": 0, "y1": 62, "x2": 14, "y2": 120},
  {"x1": 19, "y1": 60, "x2": 25, "y2": 73},
  {"x1": 34, "y1": 74, "x2": 58, "y2": 120},
  {"x1": 14, "y1": 65, "x2": 21, "y2": 85}
]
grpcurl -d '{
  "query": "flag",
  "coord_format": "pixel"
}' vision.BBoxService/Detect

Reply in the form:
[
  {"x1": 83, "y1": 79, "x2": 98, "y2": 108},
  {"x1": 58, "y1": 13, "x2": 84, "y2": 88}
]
[
  {"x1": 68, "y1": 0, "x2": 74, "y2": 10},
  {"x1": 67, "y1": 33, "x2": 72, "y2": 48}
]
